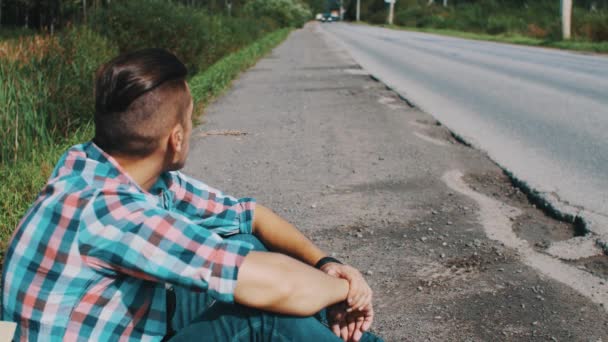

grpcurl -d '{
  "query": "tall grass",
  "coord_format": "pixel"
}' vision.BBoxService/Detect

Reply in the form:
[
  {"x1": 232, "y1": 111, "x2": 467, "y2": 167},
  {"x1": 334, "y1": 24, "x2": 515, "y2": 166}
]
[
  {"x1": 0, "y1": 27, "x2": 117, "y2": 165},
  {"x1": 0, "y1": 63, "x2": 50, "y2": 164}
]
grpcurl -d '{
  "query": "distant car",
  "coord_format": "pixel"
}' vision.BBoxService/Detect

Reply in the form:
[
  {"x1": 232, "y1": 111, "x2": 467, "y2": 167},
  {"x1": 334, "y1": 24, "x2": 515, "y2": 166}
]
[
  {"x1": 315, "y1": 13, "x2": 324, "y2": 21},
  {"x1": 330, "y1": 10, "x2": 340, "y2": 22},
  {"x1": 321, "y1": 13, "x2": 333, "y2": 23}
]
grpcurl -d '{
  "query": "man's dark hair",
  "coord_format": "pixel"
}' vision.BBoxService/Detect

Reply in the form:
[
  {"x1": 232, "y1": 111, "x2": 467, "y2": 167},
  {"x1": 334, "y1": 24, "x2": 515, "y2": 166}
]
[{"x1": 94, "y1": 48, "x2": 190, "y2": 157}]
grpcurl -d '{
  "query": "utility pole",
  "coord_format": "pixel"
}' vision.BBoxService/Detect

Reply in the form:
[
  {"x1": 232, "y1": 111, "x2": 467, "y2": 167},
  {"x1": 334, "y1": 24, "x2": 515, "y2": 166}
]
[
  {"x1": 561, "y1": 0, "x2": 572, "y2": 40},
  {"x1": 356, "y1": 0, "x2": 360, "y2": 21},
  {"x1": 388, "y1": 0, "x2": 395, "y2": 25},
  {"x1": 225, "y1": 0, "x2": 232, "y2": 16}
]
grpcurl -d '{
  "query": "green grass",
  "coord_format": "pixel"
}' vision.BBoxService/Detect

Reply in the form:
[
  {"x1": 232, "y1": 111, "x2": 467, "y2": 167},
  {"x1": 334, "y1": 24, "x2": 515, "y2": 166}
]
[
  {"x1": 0, "y1": 28, "x2": 291, "y2": 267},
  {"x1": 373, "y1": 23, "x2": 608, "y2": 53},
  {"x1": 0, "y1": 62, "x2": 52, "y2": 164}
]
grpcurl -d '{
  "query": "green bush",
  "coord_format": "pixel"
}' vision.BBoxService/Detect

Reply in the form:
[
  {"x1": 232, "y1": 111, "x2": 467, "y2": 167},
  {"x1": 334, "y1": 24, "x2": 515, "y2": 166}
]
[
  {"x1": 394, "y1": 7, "x2": 421, "y2": 27},
  {"x1": 575, "y1": 9, "x2": 608, "y2": 41},
  {"x1": 243, "y1": 0, "x2": 312, "y2": 28},
  {"x1": 369, "y1": 10, "x2": 389, "y2": 25},
  {"x1": 91, "y1": 0, "x2": 270, "y2": 74},
  {"x1": 486, "y1": 15, "x2": 526, "y2": 35},
  {"x1": 390, "y1": 0, "x2": 608, "y2": 42}
]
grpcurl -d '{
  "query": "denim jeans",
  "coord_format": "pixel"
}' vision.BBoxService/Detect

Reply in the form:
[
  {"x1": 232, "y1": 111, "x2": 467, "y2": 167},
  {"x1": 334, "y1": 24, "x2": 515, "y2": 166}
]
[{"x1": 167, "y1": 234, "x2": 383, "y2": 342}]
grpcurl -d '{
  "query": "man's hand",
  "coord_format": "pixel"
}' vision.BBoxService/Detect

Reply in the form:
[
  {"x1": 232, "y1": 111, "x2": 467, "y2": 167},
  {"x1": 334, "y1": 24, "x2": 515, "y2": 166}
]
[
  {"x1": 320, "y1": 263, "x2": 373, "y2": 312},
  {"x1": 327, "y1": 302, "x2": 374, "y2": 342}
]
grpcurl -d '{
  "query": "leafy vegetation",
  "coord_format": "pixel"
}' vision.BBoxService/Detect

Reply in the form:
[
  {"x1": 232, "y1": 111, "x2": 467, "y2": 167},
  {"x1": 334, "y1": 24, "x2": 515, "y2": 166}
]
[
  {"x1": 243, "y1": 0, "x2": 312, "y2": 28},
  {"x1": 320, "y1": 0, "x2": 608, "y2": 45},
  {"x1": 90, "y1": 1, "x2": 276, "y2": 74}
]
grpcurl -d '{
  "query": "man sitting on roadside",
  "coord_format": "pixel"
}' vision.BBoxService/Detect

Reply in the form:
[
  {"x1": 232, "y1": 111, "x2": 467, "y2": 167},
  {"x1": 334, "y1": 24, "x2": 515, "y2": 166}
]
[{"x1": 2, "y1": 49, "x2": 382, "y2": 342}]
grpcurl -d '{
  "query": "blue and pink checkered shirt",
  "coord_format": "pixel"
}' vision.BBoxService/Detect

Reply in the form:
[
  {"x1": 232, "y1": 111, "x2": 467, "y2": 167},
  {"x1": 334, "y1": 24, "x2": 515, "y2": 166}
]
[{"x1": 2, "y1": 142, "x2": 256, "y2": 341}]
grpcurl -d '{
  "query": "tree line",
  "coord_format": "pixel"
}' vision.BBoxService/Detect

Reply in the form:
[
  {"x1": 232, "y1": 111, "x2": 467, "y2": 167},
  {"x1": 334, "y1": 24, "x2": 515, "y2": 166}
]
[
  {"x1": 0, "y1": 0, "x2": 256, "y2": 30},
  {"x1": 4, "y1": 0, "x2": 607, "y2": 31},
  {"x1": 303, "y1": 0, "x2": 608, "y2": 18}
]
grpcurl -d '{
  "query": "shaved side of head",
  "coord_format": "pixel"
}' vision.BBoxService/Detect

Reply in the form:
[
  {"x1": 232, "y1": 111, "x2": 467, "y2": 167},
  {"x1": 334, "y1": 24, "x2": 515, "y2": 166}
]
[{"x1": 94, "y1": 49, "x2": 190, "y2": 157}]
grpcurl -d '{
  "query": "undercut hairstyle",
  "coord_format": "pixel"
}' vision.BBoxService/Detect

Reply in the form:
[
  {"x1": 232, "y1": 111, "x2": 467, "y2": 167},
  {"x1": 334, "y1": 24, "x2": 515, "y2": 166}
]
[{"x1": 94, "y1": 48, "x2": 190, "y2": 157}]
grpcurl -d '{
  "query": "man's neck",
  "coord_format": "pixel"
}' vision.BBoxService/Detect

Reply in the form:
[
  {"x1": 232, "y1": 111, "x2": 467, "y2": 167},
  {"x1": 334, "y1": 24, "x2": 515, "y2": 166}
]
[{"x1": 112, "y1": 154, "x2": 165, "y2": 192}]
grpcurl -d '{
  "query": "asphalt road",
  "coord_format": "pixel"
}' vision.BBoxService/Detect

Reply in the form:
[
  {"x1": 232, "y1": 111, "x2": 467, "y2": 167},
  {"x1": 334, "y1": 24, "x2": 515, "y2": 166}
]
[
  {"x1": 321, "y1": 23, "x2": 608, "y2": 233},
  {"x1": 184, "y1": 23, "x2": 608, "y2": 340}
]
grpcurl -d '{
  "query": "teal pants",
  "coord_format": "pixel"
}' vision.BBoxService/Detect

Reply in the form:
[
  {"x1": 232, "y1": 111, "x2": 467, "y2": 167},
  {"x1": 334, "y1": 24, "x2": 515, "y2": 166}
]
[{"x1": 167, "y1": 234, "x2": 383, "y2": 341}]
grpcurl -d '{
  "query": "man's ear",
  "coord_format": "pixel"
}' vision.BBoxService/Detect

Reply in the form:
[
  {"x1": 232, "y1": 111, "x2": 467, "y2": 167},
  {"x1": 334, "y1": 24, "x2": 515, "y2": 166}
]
[{"x1": 168, "y1": 124, "x2": 184, "y2": 153}]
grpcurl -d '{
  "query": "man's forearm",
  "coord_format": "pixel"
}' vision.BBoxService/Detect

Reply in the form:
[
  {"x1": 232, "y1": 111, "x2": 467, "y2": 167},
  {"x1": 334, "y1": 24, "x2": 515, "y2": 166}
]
[
  {"x1": 234, "y1": 251, "x2": 349, "y2": 316},
  {"x1": 252, "y1": 204, "x2": 326, "y2": 266}
]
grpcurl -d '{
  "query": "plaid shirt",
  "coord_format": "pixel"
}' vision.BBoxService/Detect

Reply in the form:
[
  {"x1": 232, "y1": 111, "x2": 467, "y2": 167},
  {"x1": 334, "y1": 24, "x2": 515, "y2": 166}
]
[{"x1": 2, "y1": 142, "x2": 256, "y2": 341}]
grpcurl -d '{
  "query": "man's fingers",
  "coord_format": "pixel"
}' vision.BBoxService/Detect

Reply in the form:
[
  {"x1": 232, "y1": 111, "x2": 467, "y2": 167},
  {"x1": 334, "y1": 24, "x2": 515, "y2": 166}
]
[
  {"x1": 346, "y1": 280, "x2": 360, "y2": 307},
  {"x1": 362, "y1": 309, "x2": 374, "y2": 331},
  {"x1": 353, "y1": 329, "x2": 363, "y2": 342},
  {"x1": 351, "y1": 288, "x2": 373, "y2": 312},
  {"x1": 353, "y1": 318, "x2": 364, "y2": 342},
  {"x1": 347, "y1": 316, "x2": 357, "y2": 340},
  {"x1": 357, "y1": 291, "x2": 373, "y2": 311},
  {"x1": 340, "y1": 322, "x2": 349, "y2": 341},
  {"x1": 332, "y1": 323, "x2": 341, "y2": 337},
  {"x1": 348, "y1": 282, "x2": 369, "y2": 310}
]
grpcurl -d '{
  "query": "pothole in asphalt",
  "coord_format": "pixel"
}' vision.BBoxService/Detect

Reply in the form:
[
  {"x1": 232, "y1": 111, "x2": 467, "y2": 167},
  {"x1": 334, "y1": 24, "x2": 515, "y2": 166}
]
[
  {"x1": 463, "y1": 171, "x2": 577, "y2": 251},
  {"x1": 444, "y1": 169, "x2": 608, "y2": 310}
]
